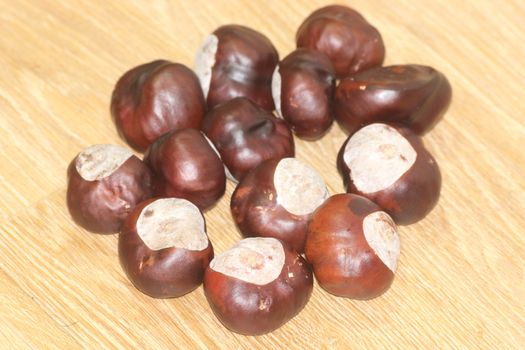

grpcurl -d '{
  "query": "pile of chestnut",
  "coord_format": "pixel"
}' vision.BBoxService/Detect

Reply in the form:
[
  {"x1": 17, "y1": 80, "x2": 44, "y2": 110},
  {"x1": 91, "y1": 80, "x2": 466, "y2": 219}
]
[{"x1": 66, "y1": 5, "x2": 451, "y2": 336}]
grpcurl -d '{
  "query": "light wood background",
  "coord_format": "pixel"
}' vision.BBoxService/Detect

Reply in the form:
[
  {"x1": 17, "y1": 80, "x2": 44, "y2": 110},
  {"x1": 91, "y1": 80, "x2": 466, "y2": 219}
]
[{"x1": 1, "y1": 0, "x2": 524, "y2": 348}]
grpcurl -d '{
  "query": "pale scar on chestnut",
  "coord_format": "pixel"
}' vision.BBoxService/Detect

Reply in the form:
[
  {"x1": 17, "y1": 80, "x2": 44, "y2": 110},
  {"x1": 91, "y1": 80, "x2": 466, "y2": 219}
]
[
  {"x1": 76, "y1": 144, "x2": 133, "y2": 181},
  {"x1": 344, "y1": 123, "x2": 416, "y2": 193},
  {"x1": 136, "y1": 198, "x2": 208, "y2": 251},
  {"x1": 210, "y1": 237, "x2": 285, "y2": 285}
]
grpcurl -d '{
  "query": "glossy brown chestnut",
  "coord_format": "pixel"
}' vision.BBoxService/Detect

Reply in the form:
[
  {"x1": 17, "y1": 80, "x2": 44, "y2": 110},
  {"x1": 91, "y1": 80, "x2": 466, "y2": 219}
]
[
  {"x1": 204, "y1": 237, "x2": 313, "y2": 335},
  {"x1": 335, "y1": 65, "x2": 452, "y2": 135},
  {"x1": 337, "y1": 123, "x2": 441, "y2": 224},
  {"x1": 202, "y1": 97, "x2": 294, "y2": 181},
  {"x1": 119, "y1": 197, "x2": 214, "y2": 298},
  {"x1": 143, "y1": 128, "x2": 226, "y2": 211},
  {"x1": 305, "y1": 193, "x2": 400, "y2": 299},
  {"x1": 195, "y1": 24, "x2": 279, "y2": 111},
  {"x1": 271, "y1": 48, "x2": 336, "y2": 140},
  {"x1": 296, "y1": 5, "x2": 385, "y2": 78},
  {"x1": 111, "y1": 60, "x2": 206, "y2": 151},
  {"x1": 231, "y1": 158, "x2": 328, "y2": 253},
  {"x1": 67, "y1": 144, "x2": 152, "y2": 234}
]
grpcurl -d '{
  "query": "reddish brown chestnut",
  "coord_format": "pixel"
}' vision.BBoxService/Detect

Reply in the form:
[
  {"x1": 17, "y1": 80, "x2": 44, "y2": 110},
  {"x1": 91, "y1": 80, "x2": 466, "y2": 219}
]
[
  {"x1": 296, "y1": 5, "x2": 385, "y2": 78},
  {"x1": 337, "y1": 123, "x2": 441, "y2": 225},
  {"x1": 202, "y1": 97, "x2": 294, "y2": 182},
  {"x1": 204, "y1": 237, "x2": 313, "y2": 335},
  {"x1": 143, "y1": 128, "x2": 226, "y2": 211},
  {"x1": 119, "y1": 197, "x2": 214, "y2": 298},
  {"x1": 231, "y1": 158, "x2": 328, "y2": 253},
  {"x1": 271, "y1": 48, "x2": 336, "y2": 140},
  {"x1": 111, "y1": 60, "x2": 206, "y2": 151},
  {"x1": 67, "y1": 144, "x2": 152, "y2": 234},
  {"x1": 195, "y1": 25, "x2": 279, "y2": 111},
  {"x1": 305, "y1": 193, "x2": 400, "y2": 299},
  {"x1": 335, "y1": 65, "x2": 452, "y2": 135}
]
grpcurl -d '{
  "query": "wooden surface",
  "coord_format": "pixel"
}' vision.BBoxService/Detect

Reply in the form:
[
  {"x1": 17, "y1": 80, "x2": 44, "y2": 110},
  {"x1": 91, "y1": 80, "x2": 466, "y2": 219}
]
[{"x1": 1, "y1": 0, "x2": 524, "y2": 348}]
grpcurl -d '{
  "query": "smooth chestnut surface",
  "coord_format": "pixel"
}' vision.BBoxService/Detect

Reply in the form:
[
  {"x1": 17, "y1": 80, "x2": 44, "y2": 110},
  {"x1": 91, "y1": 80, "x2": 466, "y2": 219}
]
[
  {"x1": 111, "y1": 60, "x2": 206, "y2": 151},
  {"x1": 67, "y1": 144, "x2": 152, "y2": 234},
  {"x1": 119, "y1": 198, "x2": 214, "y2": 298},
  {"x1": 272, "y1": 48, "x2": 336, "y2": 140},
  {"x1": 202, "y1": 97, "x2": 294, "y2": 181},
  {"x1": 335, "y1": 65, "x2": 452, "y2": 135},
  {"x1": 296, "y1": 5, "x2": 385, "y2": 78},
  {"x1": 143, "y1": 128, "x2": 226, "y2": 211},
  {"x1": 305, "y1": 193, "x2": 400, "y2": 300},
  {"x1": 195, "y1": 24, "x2": 279, "y2": 111},
  {"x1": 204, "y1": 237, "x2": 313, "y2": 335},
  {"x1": 337, "y1": 123, "x2": 441, "y2": 225},
  {"x1": 231, "y1": 158, "x2": 328, "y2": 253}
]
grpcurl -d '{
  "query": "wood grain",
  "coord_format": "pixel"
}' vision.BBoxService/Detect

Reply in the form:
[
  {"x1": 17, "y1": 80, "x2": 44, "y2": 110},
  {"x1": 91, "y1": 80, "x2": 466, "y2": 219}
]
[{"x1": 1, "y1": 0, "x2": 524, "y2": 348}]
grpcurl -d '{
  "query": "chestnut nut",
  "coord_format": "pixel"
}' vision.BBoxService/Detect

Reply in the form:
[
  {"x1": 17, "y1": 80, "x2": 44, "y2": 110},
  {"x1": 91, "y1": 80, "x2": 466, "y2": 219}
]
[
  {"x1": 272, "y1": 48, "x2": 336, "y2": 139},
  {"x1": 202, "y1": 97, "x2": 294, "y2": 182},
  {"x1": 337, "y1": 123, "x2": 441, "y2": 224},
  {"x1": 143, "y1": 128, "x2": 226, "y2": 211},
  {"x1": 119, "y1": 197, "x2": 214, "y2": 298},
  {"x1": 231, "y1": 158, "x2": 329, "y2": 253},
  {"x1": 335, "y1": 64, "x2": 452, "y2": 135},
  {"x1": 296, "y1": 5, "x2": 385, "y2": 78},
  {"x1": 195, "y1": 24, "x2": 279, "y2": 111},
  {"x1": 111, "y1": 60, "x2": 206, "y2": 151},
  {"x1": 305, "y1": 193, "x2": 400, "y2": 299},
  {"x1": 204, "y1": 237, "x2": 313, "y2": 335},
  {"x1": 67, "y1": 144, "x2": 152, "y2": 234}
]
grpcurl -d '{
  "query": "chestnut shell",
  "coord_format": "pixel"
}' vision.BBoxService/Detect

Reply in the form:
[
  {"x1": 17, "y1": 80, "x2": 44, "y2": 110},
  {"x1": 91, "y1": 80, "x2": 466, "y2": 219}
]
[
  {"x1": 67, "y1": 154, "x2": 152, "y2": 234},
  {"x1": 119, "y1": 198, "x2": 214, "y2": 298},
  {"x1": 207, "y1": 25, "x2": 279, "y2": 111},
  {"x1": 276, "y1": 48, "x2": 336, "y2": 139},
  {"x1": 111, "y1": 60, "x2": 206, "y2": 151},
  {"x1": 337, "y1": 124, "x2": 441, "y2": 224},
  {"x1": 305, "y1": 193, "x2": 395, "y2": 299},
  {"x1": 203, "y1": 97, "x2": 294, "y2": 181},
  {"x1": 203, "y1": 240, "x2": 313, "y2": 335},
  {"x1": 143, "y1": 128, "x2": 226, "y2": 211},
  {"x1": 335, "y1": 65, "x2": 452, "y2": 135},
  {"x1": 296, "y1": 5, "x2": 385, "y2": 78}
]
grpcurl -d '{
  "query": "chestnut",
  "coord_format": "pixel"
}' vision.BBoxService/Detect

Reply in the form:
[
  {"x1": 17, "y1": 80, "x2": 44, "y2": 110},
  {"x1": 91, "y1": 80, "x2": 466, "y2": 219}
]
[
  {"x1": 195, "y1": 24, "x2": 279, "y2": 111},
  {"x1": 231, "y1": 158, "x2": 328, "y2": 253},
  {"x1": 67, "y1": 144, "x2": 152, "y2": 234},
  {"x1": 335, "y1": 64, "x2": 452, "y2": 135},
  {"x1": 202, "y1": 97, "x2": 294, "y2": 182},
  {"x1": 119, "y1": 197, "x2": 214, "y2": 298},
  {"x1": 271, "y1": 48, "x2": 336, "y2": 140},
  {"x1": 337, "y1": 123, "x2": 441, "y2": 224},
  {"x1": 143, "y1": 128, "x2": 226, "y2": 211},
  {"x1": 111, "y1": 60, "x2": 206, "y2": 152},
  {"x1": 296, "y1": 5, "x2": 385, "y2": 78},
  {"x1": 305, "y1": 193, "x2": 400, "y2": 299},
  {"x1": 204, "y1": 237, "x2": 313, "y2": 335}
]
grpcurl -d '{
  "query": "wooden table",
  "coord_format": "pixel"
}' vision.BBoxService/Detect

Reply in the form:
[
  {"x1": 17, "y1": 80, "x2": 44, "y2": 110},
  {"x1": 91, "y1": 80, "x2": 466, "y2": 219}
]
[{"x1": 1, "y1": 0, "x2": 524, "y2": 348}]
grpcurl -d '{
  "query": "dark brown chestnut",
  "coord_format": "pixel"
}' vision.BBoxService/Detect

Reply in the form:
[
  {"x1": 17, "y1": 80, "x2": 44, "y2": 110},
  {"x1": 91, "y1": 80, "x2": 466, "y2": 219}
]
[
  {"x1": 119, "y1": 197, "x2": 214, "y2": 298},
  {"x1": 202, "y1": 97, "x2": 294, "y2": 182},
  {"x1": 204, "y1": 237, "x2": 313, "y2": 335},
  {"x1": 271, "y1": 48, "x2": 336, "y2": 140},
  {"x1": 231, "y1": 158, "x2": 328, "y2": 253},
  {"x1": 111, "y1": 60, "x2": 206, "y2": 152},
  {"x1": 143, "y1": 128, "x2": 226, "y2": 211},
  {"x1": 337, "y1": 123, "x2": 441, "y2": 225},
  {"x1": 296, "y1": 5, "x2": 385, "y2": 78},
  {"x1": 195, "y1": 24, "x2": 279, "y2": 111},
  {"x1": 335, "y1": 64, "x2": 452, "y2": 135},
  {"x1": 67, "y1": 144, "x2": 152, "y2": 234},
  {"x1": 305, "y1": 193, "x2": 400, "y2": 299}
]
